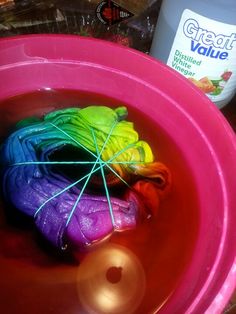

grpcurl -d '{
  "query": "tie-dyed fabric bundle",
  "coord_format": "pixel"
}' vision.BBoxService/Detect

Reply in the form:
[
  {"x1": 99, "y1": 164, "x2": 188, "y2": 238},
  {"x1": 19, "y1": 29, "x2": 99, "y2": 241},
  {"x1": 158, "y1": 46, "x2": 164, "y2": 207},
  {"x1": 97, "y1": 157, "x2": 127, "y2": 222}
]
[{"x1": 0, "y1": 106, "x2": 171, "y2": 250}]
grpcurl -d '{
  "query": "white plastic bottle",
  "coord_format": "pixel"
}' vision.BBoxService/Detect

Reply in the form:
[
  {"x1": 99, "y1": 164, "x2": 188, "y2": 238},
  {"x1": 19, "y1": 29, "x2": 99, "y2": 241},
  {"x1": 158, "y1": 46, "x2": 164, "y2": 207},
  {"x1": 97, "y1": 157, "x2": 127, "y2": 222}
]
[{"x1": 150, "y1": 0, "x2": 236, "y2": 108}]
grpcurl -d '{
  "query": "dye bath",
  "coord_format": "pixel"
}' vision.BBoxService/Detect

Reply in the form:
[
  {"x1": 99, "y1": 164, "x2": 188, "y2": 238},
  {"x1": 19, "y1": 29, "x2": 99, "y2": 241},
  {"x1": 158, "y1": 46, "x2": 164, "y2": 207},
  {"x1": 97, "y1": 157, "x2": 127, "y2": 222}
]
[{"x1": 0, "y1": 89, "x2": 199, "y2": 314}]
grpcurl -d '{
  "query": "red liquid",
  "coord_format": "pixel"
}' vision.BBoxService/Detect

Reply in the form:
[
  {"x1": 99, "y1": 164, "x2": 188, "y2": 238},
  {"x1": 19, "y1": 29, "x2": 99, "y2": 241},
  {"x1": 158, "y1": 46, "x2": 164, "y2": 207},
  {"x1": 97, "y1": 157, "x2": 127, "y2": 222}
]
[{"x1": 0, "y1": 90, "x2": 199, "y2": 314}]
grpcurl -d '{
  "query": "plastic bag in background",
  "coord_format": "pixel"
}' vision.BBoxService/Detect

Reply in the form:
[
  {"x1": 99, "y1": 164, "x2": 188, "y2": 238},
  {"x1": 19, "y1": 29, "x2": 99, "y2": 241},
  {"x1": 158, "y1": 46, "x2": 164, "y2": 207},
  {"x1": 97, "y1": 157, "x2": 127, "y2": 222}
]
[{"x1": 0, "y1": 0, "x2": 161, "y2": 53}]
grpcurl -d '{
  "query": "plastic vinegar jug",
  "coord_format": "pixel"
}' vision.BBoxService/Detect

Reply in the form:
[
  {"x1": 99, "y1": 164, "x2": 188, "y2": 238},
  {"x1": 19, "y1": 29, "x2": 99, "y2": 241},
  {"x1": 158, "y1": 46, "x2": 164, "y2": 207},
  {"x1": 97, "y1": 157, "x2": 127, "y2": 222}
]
[{"x1": 150, "y1": 0, "x2": 236, "y2": 108}]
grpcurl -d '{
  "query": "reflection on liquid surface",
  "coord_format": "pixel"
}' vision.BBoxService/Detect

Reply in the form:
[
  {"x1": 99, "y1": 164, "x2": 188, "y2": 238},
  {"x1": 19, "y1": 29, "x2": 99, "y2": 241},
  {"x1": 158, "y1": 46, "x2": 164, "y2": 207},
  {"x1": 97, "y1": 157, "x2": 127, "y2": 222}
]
[{"x1": 77, "y1": 243, "x2": 146, "y2": 314}]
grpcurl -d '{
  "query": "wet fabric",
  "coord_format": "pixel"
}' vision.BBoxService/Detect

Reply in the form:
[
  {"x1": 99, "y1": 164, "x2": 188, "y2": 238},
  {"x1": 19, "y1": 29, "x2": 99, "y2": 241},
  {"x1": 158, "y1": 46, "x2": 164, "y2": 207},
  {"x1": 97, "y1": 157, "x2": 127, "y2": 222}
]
[{"x1": 0, "y1": 106, "x2": 171, "y2": 250}]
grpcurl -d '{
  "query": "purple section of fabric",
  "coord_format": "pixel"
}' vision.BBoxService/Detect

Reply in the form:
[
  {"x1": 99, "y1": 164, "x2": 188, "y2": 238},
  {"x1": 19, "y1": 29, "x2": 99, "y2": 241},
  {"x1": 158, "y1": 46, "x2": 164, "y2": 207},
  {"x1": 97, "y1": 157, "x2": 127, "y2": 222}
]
[
  {"x1": 3, "y1": 166, "x2": 137, "y2": 248},
  {"x1": 66, "y1": 196, "x2": 137, "y2": 248},
  {"x1": 34, "y1": 191, "x2": 137, "y2": 249}
]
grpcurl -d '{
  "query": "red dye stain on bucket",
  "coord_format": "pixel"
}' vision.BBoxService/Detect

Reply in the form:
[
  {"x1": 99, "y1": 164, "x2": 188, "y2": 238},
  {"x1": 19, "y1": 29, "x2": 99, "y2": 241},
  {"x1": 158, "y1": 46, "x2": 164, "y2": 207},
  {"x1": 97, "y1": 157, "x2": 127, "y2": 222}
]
[{"x1": 0, "y1": 35, "x2": 235, "y2": 314}]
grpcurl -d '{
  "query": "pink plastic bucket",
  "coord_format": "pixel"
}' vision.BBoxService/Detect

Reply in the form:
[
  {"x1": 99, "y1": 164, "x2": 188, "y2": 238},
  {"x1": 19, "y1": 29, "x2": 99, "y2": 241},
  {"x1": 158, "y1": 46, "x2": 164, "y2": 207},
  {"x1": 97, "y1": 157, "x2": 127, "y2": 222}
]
[{"x1": 0, "y1": 35, "x2": 236, "y2": 314}]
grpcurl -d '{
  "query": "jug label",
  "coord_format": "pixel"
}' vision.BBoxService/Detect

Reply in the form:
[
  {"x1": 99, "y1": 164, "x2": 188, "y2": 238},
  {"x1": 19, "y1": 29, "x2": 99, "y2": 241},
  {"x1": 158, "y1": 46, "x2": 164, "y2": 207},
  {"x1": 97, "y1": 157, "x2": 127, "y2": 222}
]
[{"x1": 167, "y1": 9, "x2": 236, "y2": 103}]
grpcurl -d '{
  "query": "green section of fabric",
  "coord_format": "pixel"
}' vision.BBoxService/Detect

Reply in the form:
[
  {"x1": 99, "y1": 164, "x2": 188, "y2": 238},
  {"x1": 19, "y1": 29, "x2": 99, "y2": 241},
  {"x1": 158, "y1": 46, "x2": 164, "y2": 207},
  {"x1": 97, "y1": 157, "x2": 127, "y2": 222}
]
[{"x1": 19, "y1": 106, "x2": 155, "y2": 171}]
